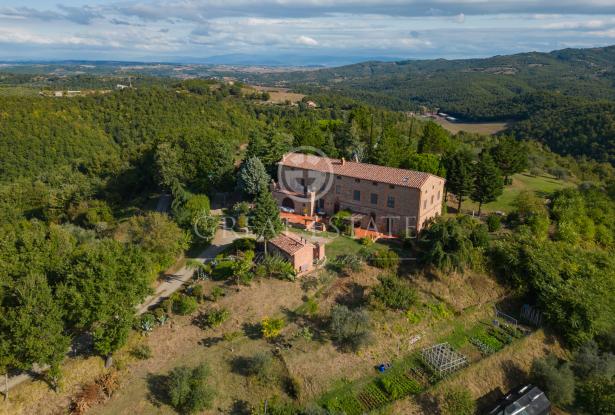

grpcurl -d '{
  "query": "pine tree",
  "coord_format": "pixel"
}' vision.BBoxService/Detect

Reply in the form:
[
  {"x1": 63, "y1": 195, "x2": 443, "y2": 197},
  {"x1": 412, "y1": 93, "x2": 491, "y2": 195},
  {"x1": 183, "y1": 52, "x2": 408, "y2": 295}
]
[
  {"x1": 237, "y1": 157, "x2": 270, "y2": 198},
  {"x1": 417, "y1": 122, "x2": 451, "y2": 154},
  {"x1": 444, "y1": 149, "x2": 475, "y2": 212},
  {"x1": 252, "y1": 190, "x2": 283, "y2": 254},
  {"x1": 471, "y1": 152, "x2": 504, "y2": 215},
  {"x1": 490, "y1": 136, "x2": 527, "y2": 184}
]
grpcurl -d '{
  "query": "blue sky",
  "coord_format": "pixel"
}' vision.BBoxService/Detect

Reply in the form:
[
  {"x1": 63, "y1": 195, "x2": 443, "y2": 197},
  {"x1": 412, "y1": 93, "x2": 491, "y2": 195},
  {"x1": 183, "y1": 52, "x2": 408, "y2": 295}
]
[{"x1": 2, "y1": 1, "x2": 615, "y2": 64}]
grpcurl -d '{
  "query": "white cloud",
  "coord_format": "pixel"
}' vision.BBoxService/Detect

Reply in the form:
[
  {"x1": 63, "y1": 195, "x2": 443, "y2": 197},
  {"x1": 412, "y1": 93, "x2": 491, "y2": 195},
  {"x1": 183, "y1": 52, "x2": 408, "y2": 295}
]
[
  {"x1": 544, "y1": 19, "x2": 611, "y2": 30},
  {"x1": 296, "y1": 35, "x2": 318, "y2": 46},
  {"x1": 1, "y1": 1, "x2": 615, "y2": 62}
]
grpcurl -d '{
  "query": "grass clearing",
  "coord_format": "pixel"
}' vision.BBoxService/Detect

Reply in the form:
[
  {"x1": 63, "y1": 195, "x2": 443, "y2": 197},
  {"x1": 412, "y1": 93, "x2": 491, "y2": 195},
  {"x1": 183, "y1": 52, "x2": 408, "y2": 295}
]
[
  {"x1": 249, "y1": 85, "x2": 306, "y2": 104},
  {"x1": 450, "y1": 172, "x2": 572, "y2": 214},
  {"x1": 429, "y1": 116, "x2": 509, "y2": 135}
]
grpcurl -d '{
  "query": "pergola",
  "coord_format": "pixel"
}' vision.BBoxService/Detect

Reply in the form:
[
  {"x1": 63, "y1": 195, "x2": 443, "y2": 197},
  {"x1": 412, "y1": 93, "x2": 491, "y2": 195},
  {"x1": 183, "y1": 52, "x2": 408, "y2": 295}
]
[{"x1": 421, "y1": 343, "x2": 468, "y2": 376}]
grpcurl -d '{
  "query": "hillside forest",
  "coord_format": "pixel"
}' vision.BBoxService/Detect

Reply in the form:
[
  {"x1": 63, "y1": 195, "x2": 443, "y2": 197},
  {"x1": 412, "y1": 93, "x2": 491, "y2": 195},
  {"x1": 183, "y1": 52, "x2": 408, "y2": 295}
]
[{"x1": 0, "y1": 70, "x2": 613, "y2": 414}]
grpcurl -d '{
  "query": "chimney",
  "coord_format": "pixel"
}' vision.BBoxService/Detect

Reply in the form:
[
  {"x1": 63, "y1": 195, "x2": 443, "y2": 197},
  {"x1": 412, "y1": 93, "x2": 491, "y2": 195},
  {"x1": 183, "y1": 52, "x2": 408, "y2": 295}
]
[{"x1": 341, "y1": 157, "x2": 345, "y2": 166}]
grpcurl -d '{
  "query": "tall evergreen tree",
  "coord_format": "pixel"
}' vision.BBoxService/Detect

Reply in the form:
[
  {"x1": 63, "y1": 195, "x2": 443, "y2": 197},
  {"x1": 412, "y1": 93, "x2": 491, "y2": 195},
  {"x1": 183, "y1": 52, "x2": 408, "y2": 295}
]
[
  {"x1": 417, "y1": 122, "x2": 451, "y2": 154},
  {"x1": 490, "y1": 136, "x2": 528, "y2": 184},
  {"x1": 237, "y1": 157, "x2": 270, "y2": 198},
  {"x1": 471, "y1": 152, "x2": 504, "y2": 215},
  {"x1": 251, "y1": 190, "x2": 283, "y2": 255},
  {"x1": 443, "y1": 149, "x2": 475, "y2": 212}
]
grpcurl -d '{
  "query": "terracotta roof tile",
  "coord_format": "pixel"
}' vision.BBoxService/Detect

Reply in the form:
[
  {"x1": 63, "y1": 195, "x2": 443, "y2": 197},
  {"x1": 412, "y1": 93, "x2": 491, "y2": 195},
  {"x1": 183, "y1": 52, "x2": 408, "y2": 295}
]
[
  {"x1": 268, "y1": 232, "x2": 314, "y2": 255},
  {"x1": 279, "y1": 153, "x2": 442, "y2": 189}
]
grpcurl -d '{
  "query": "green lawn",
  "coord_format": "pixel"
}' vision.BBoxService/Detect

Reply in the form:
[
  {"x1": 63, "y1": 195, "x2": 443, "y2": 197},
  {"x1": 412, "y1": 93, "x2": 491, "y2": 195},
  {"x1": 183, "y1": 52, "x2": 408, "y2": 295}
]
[
  {"x1": 453, "y1": 172, "x2": 573, "y2": 214},
  {"x1": 325, "y1": 236, "x2": 365, "y2": 258}
]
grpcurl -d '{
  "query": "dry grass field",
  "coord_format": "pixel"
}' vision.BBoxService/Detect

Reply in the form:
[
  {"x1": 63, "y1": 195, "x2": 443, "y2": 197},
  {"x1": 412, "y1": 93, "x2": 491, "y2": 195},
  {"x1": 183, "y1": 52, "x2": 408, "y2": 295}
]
[
  {"x1": 2, "y1": 236, "x2": 564, "y2": 415},
  {"x1": 426, "y1": 115, "x2": 509, "y2": 135},
  {"x1": 250, "y1": 85, "x2": 306, "y2": 104}
]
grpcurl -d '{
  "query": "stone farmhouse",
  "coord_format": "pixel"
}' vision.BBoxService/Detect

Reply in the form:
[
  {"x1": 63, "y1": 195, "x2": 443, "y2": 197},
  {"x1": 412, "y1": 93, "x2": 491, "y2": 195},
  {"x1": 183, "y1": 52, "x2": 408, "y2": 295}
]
[{"x1": 272, "y1": 152, "x2": 445, "y2": 236}]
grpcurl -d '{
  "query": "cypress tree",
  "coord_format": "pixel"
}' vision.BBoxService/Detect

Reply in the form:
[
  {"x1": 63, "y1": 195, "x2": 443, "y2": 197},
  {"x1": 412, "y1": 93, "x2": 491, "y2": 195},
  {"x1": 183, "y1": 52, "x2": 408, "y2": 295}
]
[
  {"x1": 471, "y1": 152, "x2": 504, "y2": 215},
  {"x1": 444, "y1": 149, "x2": 475, "y2": 213},
  {"x1": 252, "y1": 190, "x2": 283, "y2": 254}
]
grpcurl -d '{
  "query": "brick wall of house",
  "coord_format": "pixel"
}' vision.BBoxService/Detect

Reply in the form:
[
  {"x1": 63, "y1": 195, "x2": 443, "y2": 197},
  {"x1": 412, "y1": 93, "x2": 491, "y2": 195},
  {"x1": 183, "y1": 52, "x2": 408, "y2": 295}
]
[
  {"x1": 293, "y1": 245, "x2": 315, "y2": 272},
  {"x1": 267, "y1": 240, "x2": 315, "y2": 273},
  {"x1": 417, "y1": 175, "x2": 446, "y2": 230},
  {"x1": 274, "y1": 165, "x2": 445, "y2": 236}
]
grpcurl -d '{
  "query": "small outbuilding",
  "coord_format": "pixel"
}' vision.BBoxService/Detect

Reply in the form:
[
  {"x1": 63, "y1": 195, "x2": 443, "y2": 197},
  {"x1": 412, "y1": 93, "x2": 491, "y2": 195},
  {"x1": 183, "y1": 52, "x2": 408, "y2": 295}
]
[
  {"x1": 267, "y1": 232, "x2": 325, "y2": 274},
  {"x1": 487, "y1": 384, "x2": 551, "y2": 415}
]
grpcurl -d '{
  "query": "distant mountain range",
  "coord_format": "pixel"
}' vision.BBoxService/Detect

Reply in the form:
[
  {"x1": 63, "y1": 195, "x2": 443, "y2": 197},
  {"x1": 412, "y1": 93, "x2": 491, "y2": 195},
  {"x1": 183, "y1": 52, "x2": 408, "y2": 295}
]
[
  {"x1": 0, "y1": 53, "x2": 406, "y2": 68},
  {"x1": 239, "y1": 45, "x2": 615, "y2": 120}
]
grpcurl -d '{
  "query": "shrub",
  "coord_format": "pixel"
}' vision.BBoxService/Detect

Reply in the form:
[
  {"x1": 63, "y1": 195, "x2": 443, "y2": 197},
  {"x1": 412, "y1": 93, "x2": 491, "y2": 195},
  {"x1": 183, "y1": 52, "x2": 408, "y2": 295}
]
[
  {"x1": 138, "y1": 313, "x2": 156, "y2": 333},
  {"x1": 236, "y1": 213, "x2": 248, "y2": 230},
  {"x1": 261, "y1": 317, "x2": 285, "y2": 339},
  {"x1": 576, "y1": 376, "x2": 615, "y2": 414},
  {"x1": 232, "y1": 201, "x2": 251, "y2": 217},
  {"x1": 329, "y1": 305, "x2": 372, "y2": 352},
  {"x1": 231, "y1": 237, "x2": 256, "y2": 252},
  {"x1": 190, "y1": 284, "x2": 204, "y2": 302},
  {"x1": 295, "y1": 297, "x2": 318, "y2": 317},
  {"x1": 243, "y1": 351, "x2": 276, "y2": 382},
  {"x1": 210, "y1": 286, "x2": 224, "y2": 301},
  {"x1": 440, "y1": 388, "x2": 476, "y2": 415},
  {"x1": 130, "y1": 344, "x2": 152, "y2": 360},
  {"x1": 262, "y1": 254, "x2": 296, "y2": 281},
  {"x1": 359, "y1": 237, "x2": 374, "y2": 246},
  {"x1": 486, "y1": 214, "x2": 501, "y2": 232},
  {"x1": 205, "y1": 308, "x2": 230, "y2": 328},
  {"x1": 173, "y1": 295, "x2": 199, "y2": 315},
  {"x1": 222, "y1": 331, "x2": 243, "y2": 342},
  {"x1": 367, "y1": 247, "x2": 400, "y2": 269},
  {"x1": 530, "y1": 354, "x2": 576, "y2": 406},
  {"x1": 327, "y1": 254, "x2": 363, "y2": 276},
  {"x1": 330, "y1": 210, "x2": 352, "y2": 235},
  {"x1": 529, "y1": 167, "x2": 543, "y2": 177},
  {"x1": 154, "y1": 307, "x2": 168, "y2": 325},
  {"x1": 418, "y1": 216, "x2": 486, "y2": 272},
  {"x1": 165, "y1": 364, "x2": 215, "y2": 414},
  {"x1": 161, "y1": 298, "x2": 173, "y2": 315},
  {"x1": 406, "y1": 310, "x2": 421, "y2": 324},
  {"x1": 371, "y1": 275, "x2": 417, "y2": 310},
  {"x1": 572, "y1": 341, "x2": 615, "y2": 380}
]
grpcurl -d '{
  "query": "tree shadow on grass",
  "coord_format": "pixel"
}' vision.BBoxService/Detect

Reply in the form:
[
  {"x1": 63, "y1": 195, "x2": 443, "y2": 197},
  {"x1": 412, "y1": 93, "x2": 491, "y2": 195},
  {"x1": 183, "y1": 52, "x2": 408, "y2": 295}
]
[
  {"x1": 415, "y1": 392, "x2": 441, "y2": 415},
  {"x1": 335, "y1": 282, "x2": 366, "y2": 308},
  {"x1": 145, "y1": 372, "x2": 169, "y2": 408},
  {"x1": 280, "y1": 306, "x2": 299, "y2": 323},
  {"x1": 199, "y1": 336, "x2": 224, "y2": 347},
  {"x1": 229, "y1": 356, "x2": 253, "y2": 376},
  {"x1": 476, "y1": 387, "x2": 505, "y2": 413},
  {"x1": 500, "y1": 359, "x2": 527, "y2": 390},
  {"x1": 229, "y1": 400, "x2": 252, "y2": 415},
  {"x1": 242, "y1": 322, "x2": 262, "y2": 340}
]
